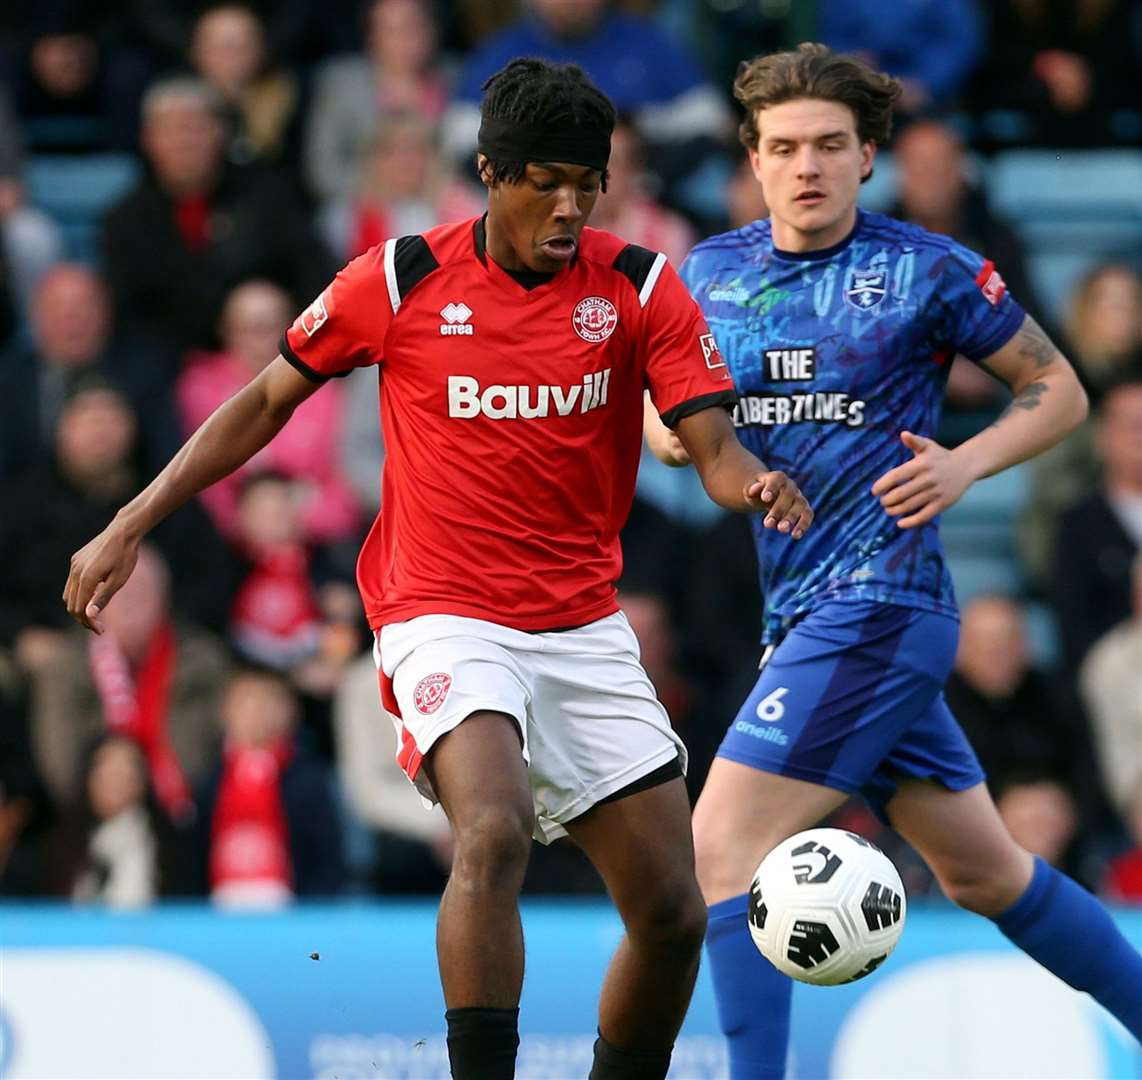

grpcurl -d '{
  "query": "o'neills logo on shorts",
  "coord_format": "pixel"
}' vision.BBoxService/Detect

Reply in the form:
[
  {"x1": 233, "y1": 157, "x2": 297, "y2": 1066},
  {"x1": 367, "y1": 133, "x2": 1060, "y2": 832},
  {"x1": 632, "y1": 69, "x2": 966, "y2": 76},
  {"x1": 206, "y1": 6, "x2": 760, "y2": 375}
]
[{"x1": 413, "y1": 672, "x2": 452, "y2": 715}]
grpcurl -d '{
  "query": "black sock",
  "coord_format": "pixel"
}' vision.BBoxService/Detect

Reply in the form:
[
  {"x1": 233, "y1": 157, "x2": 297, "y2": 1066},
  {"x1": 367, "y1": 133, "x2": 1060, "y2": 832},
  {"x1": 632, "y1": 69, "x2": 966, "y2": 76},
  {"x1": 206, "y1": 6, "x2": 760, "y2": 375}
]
[
  {"x1": 445, "y1": 1006, "x2": 519, "y2": 1079},
  {"x1": 588, "y1": 1033, "x2": 672, "y2": 1080}
]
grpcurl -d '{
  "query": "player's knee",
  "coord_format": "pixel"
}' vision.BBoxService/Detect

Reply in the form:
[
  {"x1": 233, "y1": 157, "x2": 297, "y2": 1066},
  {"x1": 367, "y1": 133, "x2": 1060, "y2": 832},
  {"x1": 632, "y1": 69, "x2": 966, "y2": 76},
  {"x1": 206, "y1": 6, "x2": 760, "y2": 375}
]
[
  {"x1": 937, "y1": 866, "x2": 1017, "y2": 917},
  {"x1": 449, "y1": 806, "x2": 532, "y2": 894},
  {"x1": 629, "y1": 879, "x2": 708, "y2": 958},
  {"x1": 693, "y1": 816, "x2": 772, "y2": 903}
]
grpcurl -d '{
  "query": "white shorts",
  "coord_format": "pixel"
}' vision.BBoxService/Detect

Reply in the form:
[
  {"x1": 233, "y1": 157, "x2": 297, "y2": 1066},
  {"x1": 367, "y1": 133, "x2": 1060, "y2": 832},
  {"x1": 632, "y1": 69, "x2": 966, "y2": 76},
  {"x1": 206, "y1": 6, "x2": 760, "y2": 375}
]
[{"x1": 374, "y1": 611, "x2": 687, "y2": 843}]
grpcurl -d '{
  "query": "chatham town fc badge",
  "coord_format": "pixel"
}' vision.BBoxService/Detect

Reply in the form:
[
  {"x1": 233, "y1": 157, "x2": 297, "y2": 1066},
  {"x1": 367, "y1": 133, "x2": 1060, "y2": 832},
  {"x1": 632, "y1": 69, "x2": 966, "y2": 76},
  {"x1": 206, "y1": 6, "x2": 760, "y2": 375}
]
[
  {"x1": 572, "y1": 296, "x2": 618, "y2": 342},
  {"x1": 413, "y1": 673, "x2": 452, "y2": 715}
]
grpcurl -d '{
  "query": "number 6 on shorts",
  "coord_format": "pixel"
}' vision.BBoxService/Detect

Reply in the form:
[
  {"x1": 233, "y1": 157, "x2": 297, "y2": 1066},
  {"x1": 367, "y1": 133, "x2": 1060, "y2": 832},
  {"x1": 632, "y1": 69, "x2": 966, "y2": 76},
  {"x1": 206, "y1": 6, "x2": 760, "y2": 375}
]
[{"x1": 756, "y1": 686, "x2": 789, "y2": 722}]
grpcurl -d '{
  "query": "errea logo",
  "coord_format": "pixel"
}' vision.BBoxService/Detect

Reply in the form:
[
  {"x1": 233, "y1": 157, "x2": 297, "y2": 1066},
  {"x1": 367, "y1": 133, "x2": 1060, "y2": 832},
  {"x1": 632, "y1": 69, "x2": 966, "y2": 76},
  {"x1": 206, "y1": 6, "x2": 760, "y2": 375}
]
[{"x1": 440, "y1": 302, "x2": 474, "y2": 335}]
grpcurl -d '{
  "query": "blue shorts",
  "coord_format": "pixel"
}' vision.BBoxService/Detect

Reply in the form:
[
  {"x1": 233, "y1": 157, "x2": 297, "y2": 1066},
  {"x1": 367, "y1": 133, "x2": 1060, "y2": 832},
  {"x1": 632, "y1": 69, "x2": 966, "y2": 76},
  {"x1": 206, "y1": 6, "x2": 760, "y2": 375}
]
[{"x1": 716, "y1": 599, "x2": 985, "y2": 817}]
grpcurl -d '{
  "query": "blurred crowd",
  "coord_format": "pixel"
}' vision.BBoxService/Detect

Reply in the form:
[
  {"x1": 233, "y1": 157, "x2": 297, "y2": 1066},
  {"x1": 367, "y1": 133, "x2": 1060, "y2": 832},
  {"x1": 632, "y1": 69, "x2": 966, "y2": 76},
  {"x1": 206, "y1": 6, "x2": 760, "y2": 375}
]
[{"x1": 0, "y1": 0, "x2": 1139, "y2": 908}]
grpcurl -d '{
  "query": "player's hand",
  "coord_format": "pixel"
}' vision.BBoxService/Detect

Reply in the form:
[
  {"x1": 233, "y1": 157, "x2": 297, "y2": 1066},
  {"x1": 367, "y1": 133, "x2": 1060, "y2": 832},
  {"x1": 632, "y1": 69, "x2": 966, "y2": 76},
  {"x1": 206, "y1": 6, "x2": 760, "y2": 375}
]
[
  {"x1": 871, "y1": 431, "x2": 972, "y2": 529},
  {"x1": 62, "y1": 521, "x2": 140, "y2": 633},
  {"x1": 745, "y1": 471, "x2": 814, "y2": 539}
]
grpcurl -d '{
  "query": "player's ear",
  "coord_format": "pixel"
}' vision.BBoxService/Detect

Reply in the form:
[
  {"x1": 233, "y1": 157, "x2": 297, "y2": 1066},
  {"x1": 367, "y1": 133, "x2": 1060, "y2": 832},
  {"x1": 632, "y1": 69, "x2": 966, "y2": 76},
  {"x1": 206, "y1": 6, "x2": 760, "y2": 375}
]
[
  {"x1": 476, "y1": 153, "x2": 494, "y2": 189},
  {"x1": 859, "y1": 141, "x2": 876, "y2": 184},
  {"x1": 747, "y1": 144, "x2": 763, "y2": 184}
]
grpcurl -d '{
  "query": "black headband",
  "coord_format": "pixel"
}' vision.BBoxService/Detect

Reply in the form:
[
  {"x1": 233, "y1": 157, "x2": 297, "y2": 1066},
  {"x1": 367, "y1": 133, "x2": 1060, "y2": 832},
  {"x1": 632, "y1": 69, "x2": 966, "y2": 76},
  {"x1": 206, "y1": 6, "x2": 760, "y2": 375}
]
[{"x1": 477, "y1": 115, "x2": 611, "y2": 173}]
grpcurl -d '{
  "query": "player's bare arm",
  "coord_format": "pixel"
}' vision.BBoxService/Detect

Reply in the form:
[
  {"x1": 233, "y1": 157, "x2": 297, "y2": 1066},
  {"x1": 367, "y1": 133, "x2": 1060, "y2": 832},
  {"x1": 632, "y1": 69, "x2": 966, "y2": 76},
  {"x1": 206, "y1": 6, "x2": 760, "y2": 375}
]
[
  {"x1": 63, "y1": 355, "x2": 320, "y2": 632},
  {"x1": 871, "y1": 315, "x2": 1088, "y2": 529},
  {"x1": 642, "y1": 390, "x2": 690, "y2": 467},
  {"x1": 675, "y1": 405, "x2": 814, "y2": 538}
]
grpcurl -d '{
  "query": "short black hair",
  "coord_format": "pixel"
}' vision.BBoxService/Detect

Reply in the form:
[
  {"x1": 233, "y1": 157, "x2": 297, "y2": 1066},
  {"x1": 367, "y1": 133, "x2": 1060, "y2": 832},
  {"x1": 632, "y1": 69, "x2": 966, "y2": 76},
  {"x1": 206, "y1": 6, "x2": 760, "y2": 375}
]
[{"x1": 479, "y1": 58, "x2": 616, "y2": 189}]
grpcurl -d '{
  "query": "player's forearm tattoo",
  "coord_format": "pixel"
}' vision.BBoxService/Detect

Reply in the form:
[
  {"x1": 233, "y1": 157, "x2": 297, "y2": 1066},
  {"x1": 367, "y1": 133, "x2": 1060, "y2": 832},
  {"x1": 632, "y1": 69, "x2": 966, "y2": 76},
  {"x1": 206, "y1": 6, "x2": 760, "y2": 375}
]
[
  {"x1": 998, "y1": 380, "x2": 1048, "y2": 419},
  {"x1": 1013, "y1": 317, "x2": 1056, "y2": 370}
]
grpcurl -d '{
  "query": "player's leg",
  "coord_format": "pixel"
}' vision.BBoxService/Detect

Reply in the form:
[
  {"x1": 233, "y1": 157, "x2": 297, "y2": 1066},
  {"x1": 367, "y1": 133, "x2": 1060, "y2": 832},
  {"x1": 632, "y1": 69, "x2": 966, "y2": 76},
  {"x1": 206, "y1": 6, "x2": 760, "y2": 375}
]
[
  {"x1": 564, "y1": 773, "x2": 708, "y2": 1080},
  {"x1": 696, "y1": 601, "x2": 960, "y2": 1078},
  {"x1": 887, "y1": 778, "x2": 1142, "y2": 1041},
  {"x1": 423, "y1": 710, "x2": 535, "y2": 1079},
  {"x1": 694, "y1": 761, "x2": 847, "y2": 1079}
]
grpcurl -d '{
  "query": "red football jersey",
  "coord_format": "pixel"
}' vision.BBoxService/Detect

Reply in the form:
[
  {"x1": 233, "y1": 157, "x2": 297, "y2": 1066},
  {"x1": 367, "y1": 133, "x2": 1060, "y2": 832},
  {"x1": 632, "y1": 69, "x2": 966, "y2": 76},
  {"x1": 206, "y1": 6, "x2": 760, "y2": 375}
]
[{"x1": 282, "y1": 217, "x2": 736, "y2": 632}]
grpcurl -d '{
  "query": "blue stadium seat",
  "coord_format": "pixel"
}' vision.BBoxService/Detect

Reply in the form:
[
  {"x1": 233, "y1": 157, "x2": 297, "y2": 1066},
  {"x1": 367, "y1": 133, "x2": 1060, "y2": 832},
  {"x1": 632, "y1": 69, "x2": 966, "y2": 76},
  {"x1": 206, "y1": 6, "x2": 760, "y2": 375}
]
[
  {"x1": 25, "y1": 154, "x2": 140, "y2": 262},
  {"x1": 985, "y1": 150, "x2": 1142, "y2": 315},
  {"x1": 857, "y1": 152, "x2": 896, "y2": 213},
  {"x1": 987, "y1": 150, "x2": 1142, "y2": 224},
  {"x1": 945, "y1": 553, "x2": 1022, "y2": 606},
  {"x1": 940, "y1": 465, "x2": 1030, "y2": 605}
]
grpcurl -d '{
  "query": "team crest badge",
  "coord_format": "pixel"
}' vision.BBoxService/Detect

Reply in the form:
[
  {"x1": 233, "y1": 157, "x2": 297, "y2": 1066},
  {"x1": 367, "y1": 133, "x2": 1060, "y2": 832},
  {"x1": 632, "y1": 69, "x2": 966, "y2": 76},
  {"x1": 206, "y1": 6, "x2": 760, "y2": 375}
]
[
  {"x1": 843, "y1": 268, "x2": 887, "y2": 312},
  {"x1": 413, "y1": 673, "x2": 452, "y2": 715},
  {"x1": 572, "y1": 296, "x2": 618, "y2": 342}
]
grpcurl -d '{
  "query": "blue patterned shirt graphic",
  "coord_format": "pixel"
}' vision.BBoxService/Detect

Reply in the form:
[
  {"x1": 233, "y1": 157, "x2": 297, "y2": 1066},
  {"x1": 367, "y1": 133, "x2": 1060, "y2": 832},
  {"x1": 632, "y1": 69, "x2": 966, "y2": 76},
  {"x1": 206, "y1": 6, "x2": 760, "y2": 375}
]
[{"x1": 680, "y1": 210, "x2": 1025, "y2": 643}]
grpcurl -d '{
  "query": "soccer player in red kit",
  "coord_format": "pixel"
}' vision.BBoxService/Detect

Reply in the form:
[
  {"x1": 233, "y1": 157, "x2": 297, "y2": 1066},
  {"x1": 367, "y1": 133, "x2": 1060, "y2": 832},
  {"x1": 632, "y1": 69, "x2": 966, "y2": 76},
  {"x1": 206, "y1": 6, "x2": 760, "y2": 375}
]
[{"x1": 64, "y1": 59, "x2": 813, "y2": 1079}]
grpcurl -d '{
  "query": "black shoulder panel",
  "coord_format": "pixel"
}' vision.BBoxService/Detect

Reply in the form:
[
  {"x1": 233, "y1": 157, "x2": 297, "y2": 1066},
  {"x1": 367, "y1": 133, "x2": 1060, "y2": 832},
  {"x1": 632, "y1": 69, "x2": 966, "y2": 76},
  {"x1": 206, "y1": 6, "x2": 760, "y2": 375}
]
[
  {"x1": 611, "y1": 243, "x2": 660, "y2": 294},
  {"x1": 393, "y1": 235, "x2": 440, "y2": 301}
]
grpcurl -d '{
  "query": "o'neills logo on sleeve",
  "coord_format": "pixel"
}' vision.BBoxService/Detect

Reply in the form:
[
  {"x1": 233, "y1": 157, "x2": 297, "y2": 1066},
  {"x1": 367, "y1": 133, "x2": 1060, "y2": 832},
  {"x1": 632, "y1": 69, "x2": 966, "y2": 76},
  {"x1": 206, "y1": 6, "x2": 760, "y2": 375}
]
[{"x1": 448, "y1": 370, "x2": 610, "y2": 419}]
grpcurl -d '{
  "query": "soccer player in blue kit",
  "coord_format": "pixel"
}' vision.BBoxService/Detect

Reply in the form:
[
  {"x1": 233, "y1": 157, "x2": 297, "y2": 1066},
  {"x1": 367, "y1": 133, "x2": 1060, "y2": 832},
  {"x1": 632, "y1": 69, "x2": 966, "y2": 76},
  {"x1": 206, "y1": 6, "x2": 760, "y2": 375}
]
[{"x1": 650, "y1": 43, "x2": 1142, "y2": 1075}]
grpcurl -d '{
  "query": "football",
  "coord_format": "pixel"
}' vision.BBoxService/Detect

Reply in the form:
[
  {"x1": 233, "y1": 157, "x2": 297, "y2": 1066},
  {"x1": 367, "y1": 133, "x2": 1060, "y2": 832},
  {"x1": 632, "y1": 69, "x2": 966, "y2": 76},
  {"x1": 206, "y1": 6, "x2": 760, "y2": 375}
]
[{"x1": 748, "y1": 828, "x2": 907, "y2": 986}]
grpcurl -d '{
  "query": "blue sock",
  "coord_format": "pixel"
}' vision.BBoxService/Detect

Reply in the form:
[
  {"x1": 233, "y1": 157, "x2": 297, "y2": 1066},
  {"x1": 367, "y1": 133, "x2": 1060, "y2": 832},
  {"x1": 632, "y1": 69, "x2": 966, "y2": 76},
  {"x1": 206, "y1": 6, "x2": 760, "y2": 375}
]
[
  {"x1": 706, "y1": 894, "x2": 792, "y2": 1078},
  {"x1": 994, "y1": 857, "x2": 1142, "y2": 1041}
]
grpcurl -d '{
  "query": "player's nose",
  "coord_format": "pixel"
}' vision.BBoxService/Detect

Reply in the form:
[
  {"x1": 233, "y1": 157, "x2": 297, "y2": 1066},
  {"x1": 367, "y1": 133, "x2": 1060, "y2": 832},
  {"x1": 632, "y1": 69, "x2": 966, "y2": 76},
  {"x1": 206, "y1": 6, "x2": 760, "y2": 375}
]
[
  {"x1": 794, "y1": 147, "x2": 821, "y2": 178},
  {"x1": 552, "y1": 185, "x2": 583, "y2": 222}
]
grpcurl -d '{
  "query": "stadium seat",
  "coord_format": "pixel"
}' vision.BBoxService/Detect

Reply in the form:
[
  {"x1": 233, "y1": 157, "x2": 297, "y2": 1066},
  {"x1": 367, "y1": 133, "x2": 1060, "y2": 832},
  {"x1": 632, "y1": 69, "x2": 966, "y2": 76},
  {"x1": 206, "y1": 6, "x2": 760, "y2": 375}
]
[
  {"x1": 857, "y1": 152, "x2": 896, "y2": 213},
  {"x1": 987, "y1": 150, "x2": 1142, "y2": 223},
  {"x1": 25, "y1": 154, "x2": 140, "y2": 262},
  {"x1": 985, "y1": 150, "x2": 1142, "y2": 314}
]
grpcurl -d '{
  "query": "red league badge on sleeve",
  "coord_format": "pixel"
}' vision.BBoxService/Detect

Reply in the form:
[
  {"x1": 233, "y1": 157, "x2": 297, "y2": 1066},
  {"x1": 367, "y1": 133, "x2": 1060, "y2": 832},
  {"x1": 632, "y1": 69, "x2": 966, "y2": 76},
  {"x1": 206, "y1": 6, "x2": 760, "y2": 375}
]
[
  {"x1": 413, "y1": 673, "x2": 452, "y2": 715},
  {"x1": 298, "y1": 289, "x2": 330, "y2": 337},
  {"x1": 700, "y1": 332, "x2": 728, "y2": 371},
  {"x1": 975, "y1": 261, "x2": 1006, "y2": 306}
]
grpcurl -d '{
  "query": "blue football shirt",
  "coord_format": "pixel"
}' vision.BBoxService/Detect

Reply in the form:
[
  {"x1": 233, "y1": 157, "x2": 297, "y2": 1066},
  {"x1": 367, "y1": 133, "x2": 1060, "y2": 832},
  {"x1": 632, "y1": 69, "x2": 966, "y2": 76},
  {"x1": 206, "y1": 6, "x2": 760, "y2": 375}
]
[{"x1": 680, "y1": 210, "x2": 1025, "y2": 642}]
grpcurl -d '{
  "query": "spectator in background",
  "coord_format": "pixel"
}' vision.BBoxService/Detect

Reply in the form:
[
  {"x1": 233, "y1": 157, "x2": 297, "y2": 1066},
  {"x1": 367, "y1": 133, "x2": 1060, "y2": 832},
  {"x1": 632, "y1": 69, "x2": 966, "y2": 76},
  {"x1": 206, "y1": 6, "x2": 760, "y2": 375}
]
[
  {"x1": 122, "y1": 0, "x2": 314, "y2": 74},
  {"x1": 226, "y1": 470, "x2": 363, "y2": 758},
  {"x1": 0, "y1": 89, "x2": 64, "y2": 322},
  {"x1": 1052, "y1": 375, "x2": 1142, "y2": 672},
  {"x1": 971, "y1": 0, "x2": 1141, "y2": 147},
  {"x1": 1063, "y1": 265, "x2": 1142, "y2": 404},
  {"x1": 102, "y1": 77, "x2": 334, "y2": 352},
  {"x1": 29, "y1": 543, "x2": 231, "y2": 817},
  {"x1": 819, "y1": 0, "x2": 983, "y2": 115},
  {"x1": 175, "y1": 279, "x2": 360, "y2": 545},
  {"x1": 304, "y1": 0, "x2": 452, "y2": 203},
  {"x1": 1106, "y1": 796, "x2": 1142, "y2": 904},
  {"x1": 1081, "y1": 555, "x2": 1142, "y2": 899},
  {"x1": 0, "y1": 689, "x2": 52, "y2": 897},
  {"x1": 3, "y1": 5, "x2": 147, "y2": 153},
  {"x1": 889, "y1": 119, "x2": 1046, "y2": 433},
  {"x1": 1020, "y1": 267, "x2": 1142, "y2": 584},
  {"x1": 316, "y1": 114, "x2": 482, "y2": 262},
  {"x1": 334, "y1": 651, "x2": 452, "y2": 894},
  {"x1": 189, "y1": 4, "x2": 299, "y2": 166},
  {"x1": 586, "y1": 118, "x2": 695, "y2": 269},
  {"x1": 228, "y1": 472, "x2": 324, "y2": 671},
  {"x1": 724, "y1": 148, "x2": 768, "y2": 231},
  {"x1": 945, "y1": 595, "x2": 1092, "y2": 874},
  {"x1": 0, "y1": 379, "x2": 240, "y2": 652},
  {"x1": 194, "y1": 665, "x2": 345, "y2": 905},
  {"x1": 61, "y1": 734, "x2": 188, "y2": 905},
  {"x1": 443, "y1": 0, "x2": 731, "y2": 189},
  {"x1": 0, "y1": 264, "x2": 179, "y2": 481}
]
